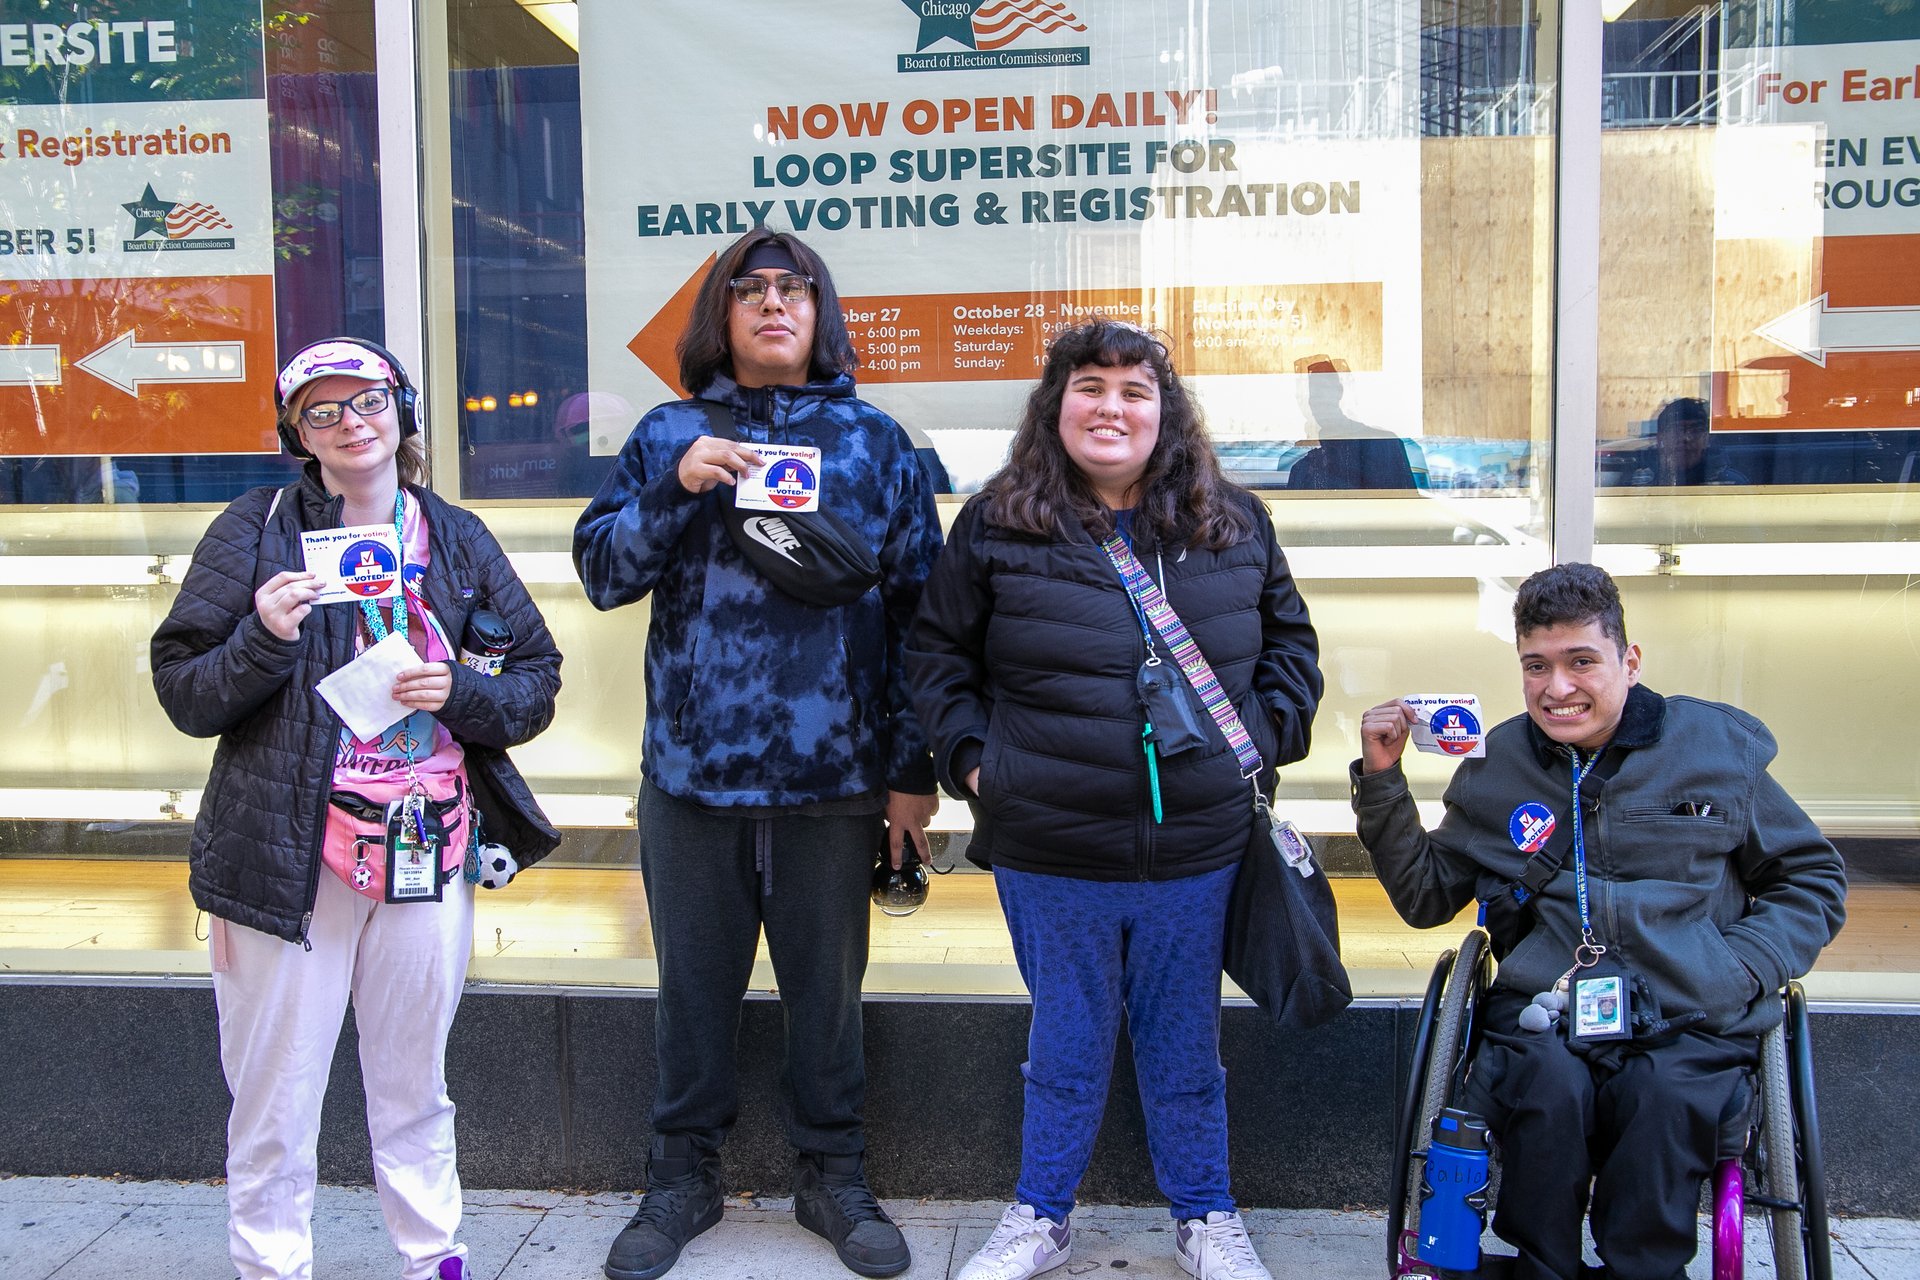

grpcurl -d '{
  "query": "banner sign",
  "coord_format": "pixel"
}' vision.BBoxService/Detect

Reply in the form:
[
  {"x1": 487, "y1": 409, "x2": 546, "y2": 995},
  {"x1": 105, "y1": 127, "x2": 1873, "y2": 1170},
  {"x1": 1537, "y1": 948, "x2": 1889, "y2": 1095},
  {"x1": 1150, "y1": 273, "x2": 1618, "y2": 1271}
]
[
  {"x1": 582, "y1": 0, "x2": 1423, "y2": 479},
  {"x1": 0, "y1": 0, "x2": 277, "y2": 457},
  {"x1": 1714, "y1": 37, "x2": 1920, "y2": 432}
]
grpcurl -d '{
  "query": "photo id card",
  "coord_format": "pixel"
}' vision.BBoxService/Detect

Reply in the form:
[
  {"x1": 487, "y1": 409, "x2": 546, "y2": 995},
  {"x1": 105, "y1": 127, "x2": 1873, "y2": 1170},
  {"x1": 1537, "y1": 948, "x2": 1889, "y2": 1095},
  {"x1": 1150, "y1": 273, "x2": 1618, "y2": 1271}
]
[
  {"x1": 734, "y1": 445, "x2": 823, "y2": 512},
  {"x1": 301, "y1": 524, "x2": 403, "y2": 604},
  {"x1": 1404, "y1": 694, "x2": 1487, "y2": 758},
  {"x1": 1572, "y1": 968, "x2": 1633, "y2": 1042},
  {"x1": 384, "y1": 797, "x2": 444, "y2": 904}
]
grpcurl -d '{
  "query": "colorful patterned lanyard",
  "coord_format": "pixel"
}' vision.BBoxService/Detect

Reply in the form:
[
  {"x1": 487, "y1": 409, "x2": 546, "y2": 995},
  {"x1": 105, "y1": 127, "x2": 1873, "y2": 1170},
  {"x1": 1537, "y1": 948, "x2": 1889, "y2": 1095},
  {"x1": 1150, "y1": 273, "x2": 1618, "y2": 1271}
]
[
  {"x1": 1569, "y1": 746, "x2": 1607, "y2": 968},
  {"x1": 1100, "y1": 533, "x2": 1262, "y2": 778}
]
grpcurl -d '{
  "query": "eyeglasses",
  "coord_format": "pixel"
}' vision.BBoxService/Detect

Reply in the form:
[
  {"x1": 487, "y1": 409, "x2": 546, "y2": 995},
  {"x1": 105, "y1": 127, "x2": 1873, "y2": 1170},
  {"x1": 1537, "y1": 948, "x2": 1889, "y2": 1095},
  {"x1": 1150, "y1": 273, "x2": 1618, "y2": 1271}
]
[
  {"x1": 727, "y1": 274, "x2": 814, "y2": 306},
  {"x1": 300, "y1": 386, "x2": 393, "y2": 429}
]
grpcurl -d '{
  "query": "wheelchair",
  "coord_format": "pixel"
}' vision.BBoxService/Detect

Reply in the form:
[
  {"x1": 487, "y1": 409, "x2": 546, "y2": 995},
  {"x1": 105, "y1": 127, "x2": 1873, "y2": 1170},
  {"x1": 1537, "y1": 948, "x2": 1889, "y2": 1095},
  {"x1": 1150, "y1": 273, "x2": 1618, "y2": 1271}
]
[{"x1": 1386, "y1": 929, "x2": 1829, "y2": 1280}]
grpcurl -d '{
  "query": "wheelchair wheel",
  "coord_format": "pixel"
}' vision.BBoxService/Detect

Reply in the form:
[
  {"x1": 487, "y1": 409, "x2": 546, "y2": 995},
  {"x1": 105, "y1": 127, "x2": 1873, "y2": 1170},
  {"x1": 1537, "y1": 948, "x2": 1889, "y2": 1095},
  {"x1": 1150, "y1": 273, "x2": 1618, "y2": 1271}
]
[
  {"x1": 1751, "y1": 982, "x2": 1830, "y2": 1280},
  {"x1": 1387, "y1": 929, "x2": 1491, "y2": 1277},
  {"x1": 1787, "y1": 983, "x2": 1830, "y2": 1280}
]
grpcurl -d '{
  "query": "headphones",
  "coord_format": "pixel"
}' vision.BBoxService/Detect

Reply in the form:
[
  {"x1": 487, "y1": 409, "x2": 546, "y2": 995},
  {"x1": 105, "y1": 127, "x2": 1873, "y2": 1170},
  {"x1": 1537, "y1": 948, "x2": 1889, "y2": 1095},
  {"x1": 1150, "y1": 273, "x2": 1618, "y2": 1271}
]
[{"x1": 274, "y1": 336, "x2": 423, "y2": 458}]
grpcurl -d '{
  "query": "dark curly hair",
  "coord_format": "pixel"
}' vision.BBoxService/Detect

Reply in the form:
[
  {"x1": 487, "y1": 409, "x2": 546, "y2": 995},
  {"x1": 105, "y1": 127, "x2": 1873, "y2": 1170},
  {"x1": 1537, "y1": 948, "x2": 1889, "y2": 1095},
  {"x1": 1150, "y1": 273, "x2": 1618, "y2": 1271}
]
[
  {"x1": 979, "y1": 319, "x2": 1256, "y2": 550},
  {"x1": 1513, "y1": 562, "x2": 1629, "y2": 653},
  {"x1": 677, "y1": 227, "x2": 859, "y2": 394}
]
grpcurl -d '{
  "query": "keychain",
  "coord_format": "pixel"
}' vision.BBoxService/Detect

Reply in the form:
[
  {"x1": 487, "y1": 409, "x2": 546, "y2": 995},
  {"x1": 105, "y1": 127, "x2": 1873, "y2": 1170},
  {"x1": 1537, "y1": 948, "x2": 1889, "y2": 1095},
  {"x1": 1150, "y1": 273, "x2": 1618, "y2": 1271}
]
[{"x1": 384, "y1": 784, "x2": 446, "y2": 904}]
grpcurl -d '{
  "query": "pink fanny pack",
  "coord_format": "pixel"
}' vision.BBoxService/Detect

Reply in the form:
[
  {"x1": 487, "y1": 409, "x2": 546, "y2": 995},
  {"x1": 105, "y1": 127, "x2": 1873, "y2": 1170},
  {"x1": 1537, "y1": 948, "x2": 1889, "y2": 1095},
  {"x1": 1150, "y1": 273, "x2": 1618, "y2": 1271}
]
[{"x1": 320, "y1": 768, "x2": 469, "y2": 900}]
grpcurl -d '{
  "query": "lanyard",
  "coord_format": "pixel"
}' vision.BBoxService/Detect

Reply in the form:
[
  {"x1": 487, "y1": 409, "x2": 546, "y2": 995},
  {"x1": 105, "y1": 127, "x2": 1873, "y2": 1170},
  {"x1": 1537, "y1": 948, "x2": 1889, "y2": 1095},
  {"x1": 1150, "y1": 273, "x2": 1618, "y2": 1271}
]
[
  {"x1": 355, "y1": 491, "x2": 425, "y2": 799},
  {"x1": 357, "y1": 490, "x2": 409, "y2": 648},
  {"x1": 1569, "y1": 747, "x2": 1607, "y2": 968}
]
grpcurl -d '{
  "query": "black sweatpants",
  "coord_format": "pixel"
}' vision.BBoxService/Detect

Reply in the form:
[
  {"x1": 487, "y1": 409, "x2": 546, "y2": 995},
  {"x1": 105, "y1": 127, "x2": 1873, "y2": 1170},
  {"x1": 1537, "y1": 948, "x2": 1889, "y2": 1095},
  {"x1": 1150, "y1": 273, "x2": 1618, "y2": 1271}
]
[
  {"x1": 638, "y1": 780, "x2": 881, "y2": 1157},
  {"x1": 1461, "y1": 992, "x2": 1757, "y2": 1280}
]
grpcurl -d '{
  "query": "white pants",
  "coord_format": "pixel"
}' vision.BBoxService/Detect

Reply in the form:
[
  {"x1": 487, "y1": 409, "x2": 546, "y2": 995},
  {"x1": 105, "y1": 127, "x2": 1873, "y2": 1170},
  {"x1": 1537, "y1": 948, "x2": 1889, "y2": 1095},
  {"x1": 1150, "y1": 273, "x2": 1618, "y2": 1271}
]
[{"x1": 212, "y1": 871, "x2": 474, "y2": 1280}]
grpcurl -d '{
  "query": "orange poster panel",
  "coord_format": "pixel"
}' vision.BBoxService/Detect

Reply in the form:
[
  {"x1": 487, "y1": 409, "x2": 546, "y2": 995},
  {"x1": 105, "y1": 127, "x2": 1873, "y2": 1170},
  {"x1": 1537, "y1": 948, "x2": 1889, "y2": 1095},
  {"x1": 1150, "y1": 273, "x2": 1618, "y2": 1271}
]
[
  {"x1": 1713, "y1": 233, "x2": 1920, "y2": 433},
  {"x1": 0, "y1": 275, "x2": 279, "y2": 457}
]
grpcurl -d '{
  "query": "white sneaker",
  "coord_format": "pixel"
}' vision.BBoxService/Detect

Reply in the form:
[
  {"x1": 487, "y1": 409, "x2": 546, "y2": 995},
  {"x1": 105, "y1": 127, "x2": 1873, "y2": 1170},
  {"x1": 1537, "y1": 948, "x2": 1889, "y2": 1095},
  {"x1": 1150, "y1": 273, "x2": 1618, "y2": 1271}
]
[
  {"x1": 1175, "y1": 1210, "x2": 1273, "y2": 1280},
  {"x1": 956, "y1": 1202, "x2": 1072, "y2": 1280}
]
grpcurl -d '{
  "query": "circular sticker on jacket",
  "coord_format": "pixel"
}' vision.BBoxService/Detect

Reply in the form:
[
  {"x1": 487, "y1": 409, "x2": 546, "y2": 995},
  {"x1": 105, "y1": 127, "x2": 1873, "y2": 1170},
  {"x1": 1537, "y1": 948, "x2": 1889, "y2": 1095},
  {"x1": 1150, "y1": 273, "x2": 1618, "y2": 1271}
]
[
  {"x1": 339, "y1": 540, "x2": 399, "y2": 597},
  {"x1": 765, "y1": 458, "x2": 818, "y2": 510},
  {"x1": 1510, "y1": 802, "x2": 1557, "y2": 853},
  {"x1": 1428, "y1": 704, "x2": 1482, "y2": 755}
]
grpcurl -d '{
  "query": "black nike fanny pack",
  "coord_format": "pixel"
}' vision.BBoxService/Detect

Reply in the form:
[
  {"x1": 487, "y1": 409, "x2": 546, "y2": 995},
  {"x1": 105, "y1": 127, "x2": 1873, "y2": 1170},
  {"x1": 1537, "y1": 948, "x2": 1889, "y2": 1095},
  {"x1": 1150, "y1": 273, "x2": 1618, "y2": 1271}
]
[
  {"x1": 717, "y1": 485, "x2": 881, "y2": 607},
  {"x1": 695, "y1": 400, "x2": 882, "y2": 608}
]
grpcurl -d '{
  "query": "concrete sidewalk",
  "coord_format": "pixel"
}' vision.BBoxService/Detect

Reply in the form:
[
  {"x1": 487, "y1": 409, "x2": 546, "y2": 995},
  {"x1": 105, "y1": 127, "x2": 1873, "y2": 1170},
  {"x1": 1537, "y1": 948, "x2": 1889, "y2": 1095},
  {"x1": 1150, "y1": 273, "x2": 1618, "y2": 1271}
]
[{"x1": 4, "y1": 1176, "x2": 1917, "y2": 1279}]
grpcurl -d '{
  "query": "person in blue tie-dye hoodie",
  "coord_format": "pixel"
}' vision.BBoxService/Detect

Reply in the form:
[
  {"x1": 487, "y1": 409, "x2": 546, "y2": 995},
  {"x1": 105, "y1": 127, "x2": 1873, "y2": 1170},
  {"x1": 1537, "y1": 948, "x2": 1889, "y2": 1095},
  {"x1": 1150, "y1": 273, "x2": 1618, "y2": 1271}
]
[{"x1": 574, "y1": 228, "x2": 942, "y2": 1280}]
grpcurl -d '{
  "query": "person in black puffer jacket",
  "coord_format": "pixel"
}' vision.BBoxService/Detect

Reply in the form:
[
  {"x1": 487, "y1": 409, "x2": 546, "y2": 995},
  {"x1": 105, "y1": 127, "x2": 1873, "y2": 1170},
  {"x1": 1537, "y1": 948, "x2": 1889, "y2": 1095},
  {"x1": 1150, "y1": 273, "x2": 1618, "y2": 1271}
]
[
  {"x1": 151, "y1": 339, "x2": 561, "y2": 1280},
  {"x1": 907, "y1": 321, "x2": 1322, "y2": 1280}
]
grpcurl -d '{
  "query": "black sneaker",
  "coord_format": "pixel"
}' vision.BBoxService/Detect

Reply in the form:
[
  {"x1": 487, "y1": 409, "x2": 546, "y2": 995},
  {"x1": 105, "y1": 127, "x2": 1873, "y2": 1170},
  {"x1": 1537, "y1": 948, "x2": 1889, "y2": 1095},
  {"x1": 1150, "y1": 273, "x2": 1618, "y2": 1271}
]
[
  {"x1": 792, "y1": 1151, "x2": 911, "y2": 1277},
  {"x1": 604, "y1": 1136, "x2": 724, "y2": 1280}
]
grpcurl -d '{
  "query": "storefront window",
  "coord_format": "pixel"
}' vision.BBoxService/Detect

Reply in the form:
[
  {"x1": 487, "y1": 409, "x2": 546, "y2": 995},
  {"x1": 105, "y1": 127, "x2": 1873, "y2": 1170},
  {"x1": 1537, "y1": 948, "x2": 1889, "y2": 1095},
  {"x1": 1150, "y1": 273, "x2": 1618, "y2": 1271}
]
[
  {"x1": 1593, "y1": 0, "x2": 1920, "y2": 1001},
  {"x1": 2, "y1": 2, "x2": 1905, "y2": 1002}
]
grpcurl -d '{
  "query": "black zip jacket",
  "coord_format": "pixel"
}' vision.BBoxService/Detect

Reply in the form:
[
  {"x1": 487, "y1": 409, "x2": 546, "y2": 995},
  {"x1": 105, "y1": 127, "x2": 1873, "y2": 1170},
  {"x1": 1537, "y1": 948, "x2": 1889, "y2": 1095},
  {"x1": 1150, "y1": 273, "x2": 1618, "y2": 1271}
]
[
  {"x1": 906, "y1": 489, "x2": 1321, "y2": 880},
  {"x1": 152, "y1": 467, "x2": 563, "y2": 943}
]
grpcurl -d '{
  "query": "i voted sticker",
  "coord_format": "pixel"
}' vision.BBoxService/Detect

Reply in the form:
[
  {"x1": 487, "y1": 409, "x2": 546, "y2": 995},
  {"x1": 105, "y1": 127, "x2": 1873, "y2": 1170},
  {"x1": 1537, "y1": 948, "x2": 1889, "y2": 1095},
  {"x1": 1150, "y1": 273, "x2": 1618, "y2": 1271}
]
[
  {"x1": 1510, "y1": 802, "x2": 1557, "y2": 854},
  {"x1": 1404, "y1": 694, "x2": 1487, "y2": 758},
  {"x1": 339, "y1": 540, "x2": 398, "y2": 597},
  {"x1": 301, "y1": 525, "x2": 403, "y2": 604},
  {"x1": 736, "y1": 444, "x2": 823, "y2": 512}
]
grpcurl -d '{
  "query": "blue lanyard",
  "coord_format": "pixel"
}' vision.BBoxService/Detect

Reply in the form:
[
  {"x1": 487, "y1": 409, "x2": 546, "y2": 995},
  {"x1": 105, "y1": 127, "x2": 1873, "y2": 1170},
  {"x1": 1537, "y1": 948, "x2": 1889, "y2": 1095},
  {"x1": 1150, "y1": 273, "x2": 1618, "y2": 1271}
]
[
  {"x1": 357, "y1": 490, "x2": 409, "y2": 647},
  {"x1": 355, "y1": 491, "x2": 421, "y2": 785},
  {"x1": 1569, "y1": 747, "x2": 1607, "y2": 967}
]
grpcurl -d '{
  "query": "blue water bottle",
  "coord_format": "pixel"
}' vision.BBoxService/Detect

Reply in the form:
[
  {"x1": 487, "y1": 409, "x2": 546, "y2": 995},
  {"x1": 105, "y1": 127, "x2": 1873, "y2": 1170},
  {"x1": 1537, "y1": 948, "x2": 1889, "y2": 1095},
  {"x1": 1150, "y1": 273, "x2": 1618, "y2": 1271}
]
[{"x1": 1419, "y1": 1107, "x2": 1491, "y2": 1271}]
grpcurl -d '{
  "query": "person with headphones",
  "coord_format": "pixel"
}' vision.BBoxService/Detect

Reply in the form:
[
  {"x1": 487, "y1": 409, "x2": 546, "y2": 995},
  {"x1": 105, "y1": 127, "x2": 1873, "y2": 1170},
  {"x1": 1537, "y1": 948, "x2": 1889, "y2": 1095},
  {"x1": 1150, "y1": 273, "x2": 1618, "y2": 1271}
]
[{"x1": 151, "y1": 339, "x2": 563, "y2": 1280}]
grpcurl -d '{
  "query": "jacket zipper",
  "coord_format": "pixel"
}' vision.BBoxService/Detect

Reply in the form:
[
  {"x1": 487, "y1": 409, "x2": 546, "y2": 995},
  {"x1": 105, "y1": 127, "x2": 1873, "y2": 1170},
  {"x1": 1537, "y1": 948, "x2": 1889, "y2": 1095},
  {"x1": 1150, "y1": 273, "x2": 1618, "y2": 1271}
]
[{"x1": 296, "y1": 486, "x2": 349, "y2": 950}]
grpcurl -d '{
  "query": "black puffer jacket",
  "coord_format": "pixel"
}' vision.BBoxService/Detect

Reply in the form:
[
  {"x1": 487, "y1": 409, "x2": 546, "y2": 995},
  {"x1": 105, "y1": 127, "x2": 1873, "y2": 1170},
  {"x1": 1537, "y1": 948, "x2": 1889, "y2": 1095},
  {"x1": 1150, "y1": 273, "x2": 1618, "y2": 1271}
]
[
  {"x1": 907, "y1": 490, "x2": 1321, "y2": 880},
  {"x1": 152, "y1": 467, "x2": 563, "y2": 943}
]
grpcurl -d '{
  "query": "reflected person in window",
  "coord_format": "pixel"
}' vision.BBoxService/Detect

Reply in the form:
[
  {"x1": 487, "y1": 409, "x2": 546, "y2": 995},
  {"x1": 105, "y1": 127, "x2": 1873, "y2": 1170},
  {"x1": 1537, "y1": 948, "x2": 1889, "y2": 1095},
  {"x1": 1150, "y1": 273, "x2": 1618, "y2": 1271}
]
[
  {"x1": 573, "y1": 229, "x2": 942, "y2": 1280},
  {"x1": 907, "y1": 321, "x2": 1322, "y2": 1280},
  {"x1": 150, "y1": 339, "x2": 562, "y2": 1280}
]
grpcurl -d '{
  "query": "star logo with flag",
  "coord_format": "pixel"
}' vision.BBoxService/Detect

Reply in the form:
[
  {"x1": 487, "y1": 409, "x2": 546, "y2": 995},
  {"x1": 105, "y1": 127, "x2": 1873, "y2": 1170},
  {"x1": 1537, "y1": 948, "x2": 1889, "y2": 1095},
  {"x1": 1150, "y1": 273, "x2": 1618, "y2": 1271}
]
[
  {"x1": 900, "y1": 0, "x2": 984, "y2": 50},
  {"x1": 121, "y1": 184, "x2": 177, "y2": 238}
]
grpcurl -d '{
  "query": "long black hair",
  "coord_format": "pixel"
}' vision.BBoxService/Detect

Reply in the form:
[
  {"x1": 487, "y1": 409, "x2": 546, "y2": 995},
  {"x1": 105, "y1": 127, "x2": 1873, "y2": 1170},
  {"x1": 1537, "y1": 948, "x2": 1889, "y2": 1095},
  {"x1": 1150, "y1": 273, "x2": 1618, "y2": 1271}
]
[
  {"x1": 676, "y1": 227, "x2": 859, "y2": 394},
  {"x1": 980, "y1": 319, "x2": 1255, "y2": 549}
]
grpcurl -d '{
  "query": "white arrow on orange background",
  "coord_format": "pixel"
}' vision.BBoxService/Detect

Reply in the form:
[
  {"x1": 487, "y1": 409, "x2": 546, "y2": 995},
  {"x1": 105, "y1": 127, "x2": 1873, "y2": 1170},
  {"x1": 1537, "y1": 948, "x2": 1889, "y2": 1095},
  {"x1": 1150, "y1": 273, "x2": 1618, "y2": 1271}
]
[
  {"x1": 0, "y1": 344, "x2": 62, "y2": 388},
  {"x1": 75, "y1": 332, "x2": 248, "y2": 396},
  {"x1": 1754, "y1": 294, "x2": 1920, "y2": 368}
]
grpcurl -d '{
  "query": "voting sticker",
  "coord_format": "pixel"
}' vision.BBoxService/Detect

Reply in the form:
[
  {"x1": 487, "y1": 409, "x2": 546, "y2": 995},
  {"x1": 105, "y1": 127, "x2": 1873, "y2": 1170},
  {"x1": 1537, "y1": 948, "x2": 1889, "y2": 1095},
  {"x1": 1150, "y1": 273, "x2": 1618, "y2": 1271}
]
[
  {"x1": 735, "y1": 445, "x2": 823, "y2": 512},
  {"x1": 1405, "y1": 694, "x2": 1487, "y2": 758},
  {"x1": 301, "y1": 524, "x2": 403, "y2": 604}
]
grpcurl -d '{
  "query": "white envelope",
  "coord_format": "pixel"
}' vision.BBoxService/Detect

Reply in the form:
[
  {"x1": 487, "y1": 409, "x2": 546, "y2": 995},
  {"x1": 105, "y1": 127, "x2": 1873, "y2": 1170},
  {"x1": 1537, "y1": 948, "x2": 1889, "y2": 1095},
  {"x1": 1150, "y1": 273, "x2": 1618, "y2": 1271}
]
[{"x1": 314, "y1": 631, "x2": 419, "y2": 742}]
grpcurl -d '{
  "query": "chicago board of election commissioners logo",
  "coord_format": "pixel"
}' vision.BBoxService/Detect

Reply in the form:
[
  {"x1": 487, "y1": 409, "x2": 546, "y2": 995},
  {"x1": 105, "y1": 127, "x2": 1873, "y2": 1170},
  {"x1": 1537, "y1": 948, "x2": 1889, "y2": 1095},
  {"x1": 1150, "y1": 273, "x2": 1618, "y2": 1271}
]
[
  {"x1": 898, "y1": 0, "x2": 1090, "y2": 71},
  {"x1": 120, "y1": 183, "x2": 236, "y2": 252}
]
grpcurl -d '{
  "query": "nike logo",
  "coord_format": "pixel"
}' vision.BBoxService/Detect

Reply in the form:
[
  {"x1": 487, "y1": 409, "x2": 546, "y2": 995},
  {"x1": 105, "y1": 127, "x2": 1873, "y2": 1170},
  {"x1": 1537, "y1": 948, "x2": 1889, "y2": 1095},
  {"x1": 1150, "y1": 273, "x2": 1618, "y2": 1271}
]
[{"x1": 741, "y1": 515, "x2": 804, "y2": 564}]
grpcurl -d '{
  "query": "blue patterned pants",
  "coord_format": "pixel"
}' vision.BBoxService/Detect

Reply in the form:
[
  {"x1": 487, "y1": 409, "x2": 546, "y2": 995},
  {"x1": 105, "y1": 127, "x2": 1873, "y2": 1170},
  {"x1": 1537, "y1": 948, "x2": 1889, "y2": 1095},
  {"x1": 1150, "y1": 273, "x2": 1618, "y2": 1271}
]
[{"x1": 995, "y1": 862, "x2": 1239, "y2": 1222}]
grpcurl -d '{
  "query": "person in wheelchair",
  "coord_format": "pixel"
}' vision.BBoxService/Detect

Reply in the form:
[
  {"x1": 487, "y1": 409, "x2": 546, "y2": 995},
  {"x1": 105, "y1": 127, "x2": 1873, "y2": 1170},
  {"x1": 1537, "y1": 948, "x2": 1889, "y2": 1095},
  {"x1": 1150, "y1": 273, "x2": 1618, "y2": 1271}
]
[{"x1": 1353, "y1": 562, "x2": 1846, "y2": 1280}]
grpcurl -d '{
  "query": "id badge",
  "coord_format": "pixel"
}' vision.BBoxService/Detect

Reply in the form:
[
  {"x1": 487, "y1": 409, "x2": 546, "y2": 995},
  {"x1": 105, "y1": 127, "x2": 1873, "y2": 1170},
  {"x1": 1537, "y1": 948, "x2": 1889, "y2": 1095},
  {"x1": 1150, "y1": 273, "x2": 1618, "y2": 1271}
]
[
  {"x1": 384, "y1": 796, "x2": 445, "y2": 904},
  {"x1": 1572, "y1": 959, "x2": 1633, "y2": 1042}
]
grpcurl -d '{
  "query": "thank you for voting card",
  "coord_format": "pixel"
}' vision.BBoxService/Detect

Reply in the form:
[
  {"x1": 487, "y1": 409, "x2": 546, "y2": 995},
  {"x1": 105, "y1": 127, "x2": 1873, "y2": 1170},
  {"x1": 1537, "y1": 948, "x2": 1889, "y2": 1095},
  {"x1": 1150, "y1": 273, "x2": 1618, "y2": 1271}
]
[
  {"x1": 735, "y1": 445, "x2": 822, "y2": 512},
  {"x1": 302, "y1": 525, "x2": 403, "y2": 604},
  {"x1": 1405, "y1": 694, "x2": 1487, "y2": 758}
]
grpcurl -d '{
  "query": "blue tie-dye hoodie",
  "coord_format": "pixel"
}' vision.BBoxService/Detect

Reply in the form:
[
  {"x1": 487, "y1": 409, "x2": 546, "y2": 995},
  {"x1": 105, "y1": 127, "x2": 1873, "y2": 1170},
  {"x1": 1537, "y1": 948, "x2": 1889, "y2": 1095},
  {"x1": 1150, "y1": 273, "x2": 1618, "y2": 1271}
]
[{"x1": 573, "y1": 372, "x2": 942, "y2": 807}]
